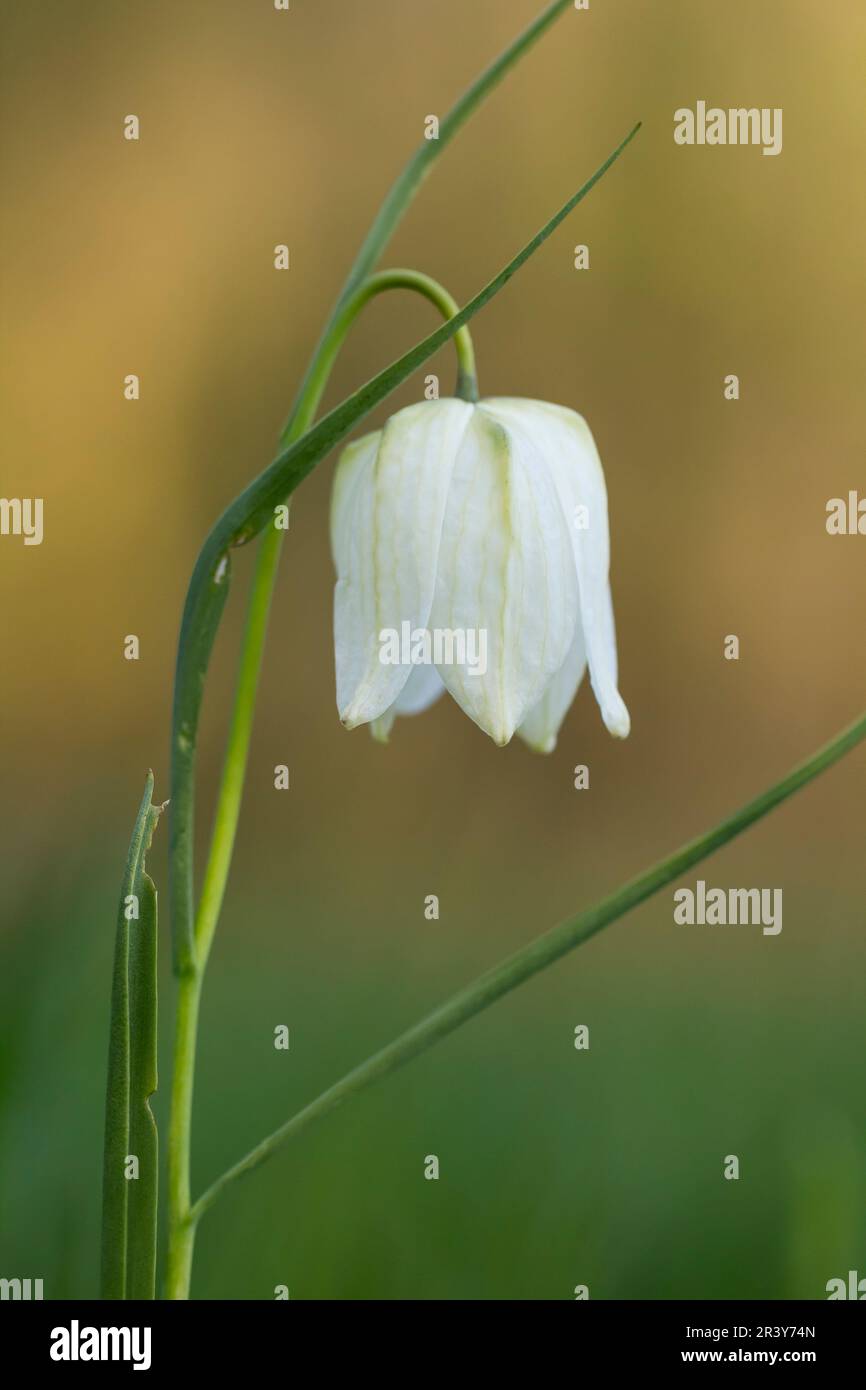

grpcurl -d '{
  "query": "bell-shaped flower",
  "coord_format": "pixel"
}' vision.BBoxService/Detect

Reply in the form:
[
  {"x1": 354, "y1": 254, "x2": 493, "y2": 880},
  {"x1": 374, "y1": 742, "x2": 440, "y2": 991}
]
[{"x1": 330, "y1": 397, "x2": 630, "y2": 751}]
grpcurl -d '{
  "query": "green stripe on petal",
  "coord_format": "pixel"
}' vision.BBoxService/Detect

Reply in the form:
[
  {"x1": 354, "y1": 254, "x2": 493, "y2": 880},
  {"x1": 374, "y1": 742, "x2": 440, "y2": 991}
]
[
  {"x1": 334, "y1": 400, "x2": 473, "y2": 728},
  {"x1": 483, "y1": 398, "x2": 630, "y2": 739},
  {"x1": 430, "y1": 405, "x2": 578, "y2": 744}
]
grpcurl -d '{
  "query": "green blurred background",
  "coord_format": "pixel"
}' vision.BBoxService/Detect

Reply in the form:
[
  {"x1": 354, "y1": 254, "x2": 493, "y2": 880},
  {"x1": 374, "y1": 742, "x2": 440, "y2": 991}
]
[{"x1": 1, "y1": 0, "x2": 865, "y2": 1299}]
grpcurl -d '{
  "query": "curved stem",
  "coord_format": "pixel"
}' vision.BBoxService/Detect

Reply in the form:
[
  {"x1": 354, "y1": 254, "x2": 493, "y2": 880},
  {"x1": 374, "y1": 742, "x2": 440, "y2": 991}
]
[
  {"x1": 288, "y1": 269, "x2": 478, "y2": 436},
  {"x1": 190, "y1": 708, "x2": 866, "y2": 1224},
  {"x1": 195, "y1": 270, "x2": 476, "y2": 973}
]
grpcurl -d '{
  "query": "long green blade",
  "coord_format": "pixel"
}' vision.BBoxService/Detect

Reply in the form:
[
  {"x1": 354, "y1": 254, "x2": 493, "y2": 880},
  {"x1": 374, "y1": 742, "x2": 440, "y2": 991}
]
[
  {"x1": 191, "y1": 706, "x2": 866, "y2": 1220},
  {"x1": 101, "y1": 773, "x2": 163, "y2": 1300},
  {"x1": 279, "y1": 0, "x2": 576, "y2": 446}
]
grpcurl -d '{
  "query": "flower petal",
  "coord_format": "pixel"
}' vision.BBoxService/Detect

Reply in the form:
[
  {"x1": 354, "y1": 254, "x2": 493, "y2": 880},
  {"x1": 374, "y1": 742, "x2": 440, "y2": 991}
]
[
  {"x1": 369, "y1": 663, "x2": 446, "y2": 744},
  {"x1": 517, "y1": 621, "x2": 587, "y2": 753},
  {"x1": 429, "y1": 404, "x2": 579, "y2": 745},
  {"x1": 331, "y1": 430, "x2": 381, "y2": 723},
  {"x1": 332, "y1": 399, "x2": 474, "y2": 729},
  {"x1": 369, "y1": 709, "x2": 396, "y2": 743},
  {"x1": 483, "y1": 399, "x2": 630, "y2": 739},
  {"x1": 393, "y1": 661, "x2": 446, "y2": 716},
  {"x1": 330, "y1": 429, "x2": 379, "y2": 573}
]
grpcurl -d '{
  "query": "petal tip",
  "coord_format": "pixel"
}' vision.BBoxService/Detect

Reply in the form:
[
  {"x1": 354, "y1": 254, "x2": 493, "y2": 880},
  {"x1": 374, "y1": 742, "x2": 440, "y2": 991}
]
[
  {"x1": 604, "y1": 700, "x2": 631, "y2": 739},
  {"x1": 518, "y1": 730, "x2": 557, "y2": 754}
]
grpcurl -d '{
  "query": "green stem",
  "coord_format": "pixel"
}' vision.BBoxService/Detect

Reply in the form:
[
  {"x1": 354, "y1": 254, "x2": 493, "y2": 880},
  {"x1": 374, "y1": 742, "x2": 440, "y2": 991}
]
[
  {"x1": 194, "y1": 271, "x2": 475, "y2": 974},
  {"x1": 190, "y1": 708, "x2": 866, "y2": 1224},
  {"x1": 165, "y1": 969, "x2": 201, "y2": 1299}
]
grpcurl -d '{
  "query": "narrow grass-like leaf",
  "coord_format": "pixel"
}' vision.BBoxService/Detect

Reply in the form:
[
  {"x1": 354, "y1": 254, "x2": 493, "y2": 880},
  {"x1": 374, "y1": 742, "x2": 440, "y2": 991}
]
[
  {"x1": 279, "y1": 0, "x2": 576, "y2": 446},
  {"x1": 191, "y1": 707, "x2": 866, "y2": 1220},
  {"x1": 101, "y1": 773, "x2": 164, "y2": 1300},
  {"x1": 125, "y1": 866, "x2": 159, "y2": 1299}
]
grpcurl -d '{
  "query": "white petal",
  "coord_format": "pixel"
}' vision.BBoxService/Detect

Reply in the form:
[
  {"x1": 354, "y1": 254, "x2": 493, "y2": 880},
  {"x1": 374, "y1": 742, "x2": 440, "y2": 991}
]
[
  {"x1": 331, "y1": 399, "x2": 474, "y2": 729},
  {"x1": 429, "y1": 404, "x2": 579, "y2": 745},
  {"x1": 482, "y1": 399, "x2": 630, "y2": 739},
  {"x1": 330, "y1": 429, "x2": 379, "y2": 572},
  {"x1": 393, "y1": 661, "x2": 446, "y2": 716},
  {"x1": 369, "y1": 709, "x2": 396, "y2": 743},
  {"x1": 369, "y1": 663, "x2": 446, "y2": 744},
  {"x1": 331, "y1": 430, "x2": 380, "y2": 723},
  {"x1": 517, "y1": 621, "x2": 587, "y2": 754}
]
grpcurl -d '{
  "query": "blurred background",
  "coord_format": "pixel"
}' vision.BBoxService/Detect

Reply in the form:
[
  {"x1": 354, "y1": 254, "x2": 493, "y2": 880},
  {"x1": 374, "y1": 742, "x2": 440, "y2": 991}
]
[{"x1": 1, "y1": 0, "x2": 865, "y2": 1299}]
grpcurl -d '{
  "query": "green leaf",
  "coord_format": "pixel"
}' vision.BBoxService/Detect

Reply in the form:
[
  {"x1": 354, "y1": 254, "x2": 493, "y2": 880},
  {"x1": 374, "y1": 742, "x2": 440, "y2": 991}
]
[
  {"x1": 101, "y1": 773, "x2": 163, "y2": 1300},
  {"x1": 279, "y1": 0, "x2": 576, "y2": 447},
  {"x1": 191, "y1": 706, "x2": 866, "y2": 1220}
]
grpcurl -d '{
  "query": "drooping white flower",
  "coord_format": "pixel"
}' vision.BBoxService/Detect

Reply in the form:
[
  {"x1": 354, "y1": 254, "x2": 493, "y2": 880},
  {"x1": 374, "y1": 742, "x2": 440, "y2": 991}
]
[{"x1": 330, "y1": 397, "x2": 630, "y2": 751}]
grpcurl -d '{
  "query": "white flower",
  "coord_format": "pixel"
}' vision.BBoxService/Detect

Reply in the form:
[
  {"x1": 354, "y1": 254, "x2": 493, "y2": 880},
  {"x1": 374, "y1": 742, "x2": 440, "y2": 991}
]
[{"x1": 330, "y1": 397, "x2": 630, "y2": 751}]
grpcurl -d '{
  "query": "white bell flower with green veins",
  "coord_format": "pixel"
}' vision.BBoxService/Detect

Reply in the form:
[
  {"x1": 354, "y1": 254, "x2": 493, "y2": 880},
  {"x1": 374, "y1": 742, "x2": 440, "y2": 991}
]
[{"x1": 330, "y1": 397, "x2": 630, "y2": 751}]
